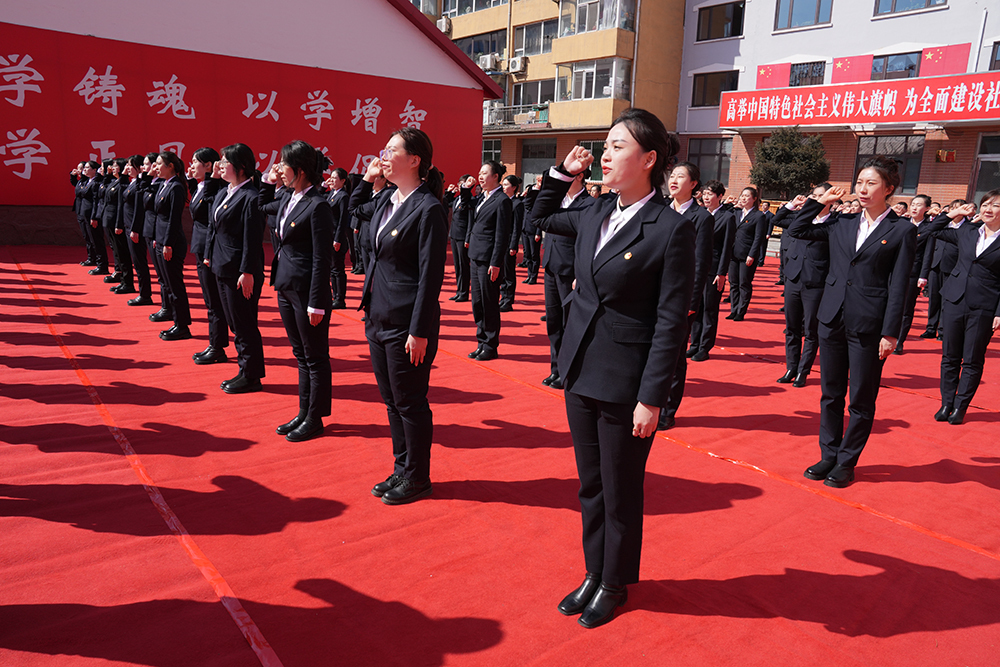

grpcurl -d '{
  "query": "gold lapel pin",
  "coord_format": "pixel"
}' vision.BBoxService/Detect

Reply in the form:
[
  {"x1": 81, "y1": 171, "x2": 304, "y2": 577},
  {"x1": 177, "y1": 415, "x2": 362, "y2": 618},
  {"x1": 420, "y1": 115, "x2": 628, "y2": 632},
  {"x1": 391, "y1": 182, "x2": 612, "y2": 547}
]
[
  {"x1": 391, "y1": 229, "x2": 398, "y2": 236},
  {"x1": 881, "y1": 239, "x2": 887, "y2": 244},
  {"x1": 290, "y1": 222, "x2": 296, "y2": 227},
  {"x1": 223, "y1": 204, "x2": 228, "y2": 209},
  {"x1": 624, "y1": 252, "x2": 632, "y2": 260}
]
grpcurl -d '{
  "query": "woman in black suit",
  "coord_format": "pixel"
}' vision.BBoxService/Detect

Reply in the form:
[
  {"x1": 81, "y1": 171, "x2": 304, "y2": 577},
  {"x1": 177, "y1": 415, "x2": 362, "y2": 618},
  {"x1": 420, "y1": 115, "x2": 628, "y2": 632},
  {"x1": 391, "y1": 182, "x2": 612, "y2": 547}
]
[
  {"x1": 531, "y1": 108, "x2": 695, "y2": 628},
  {"x1": 80, "y1": 161, "x2": 108, "y2": 276},
  {"x1": 727, "y1": 186, "x2": 767, "y2": 320},
  {"x1": 789, "y1": 157, "x2": 916, "y2": 488},
  {"x1": 206, "y1": 143, "x2": 265, "y2": 393},
  {"x1": 500, "y1": 174, "x2": 523, "y2": 312},
  {"x1": 325, "y1": 166, "x2": 351, "y2": 309},
  {"x1": 351, "y1": 128, "x2": 447, "y2": 506},
  {"x1": 931, "y1": 195, "x2": 1000, "y2": 425},
  {"x1": 70, "y1": 161, "x2": 97, "y2": 266},
  {"x1": 102, "y1": 158, "x2": 133, "y2": 292},
  {"x1": 188, "y1": 147, "x2": 230, "y2": 365},
  {"x1": 259, "y1": 140, "x2": 333, "y2": 442},
  {"x1": 121, "y1": 155, "x2": 152, "y2": 304},
  {"x1": 150, "y1": 151, "x2": 192, "y2": 341}
]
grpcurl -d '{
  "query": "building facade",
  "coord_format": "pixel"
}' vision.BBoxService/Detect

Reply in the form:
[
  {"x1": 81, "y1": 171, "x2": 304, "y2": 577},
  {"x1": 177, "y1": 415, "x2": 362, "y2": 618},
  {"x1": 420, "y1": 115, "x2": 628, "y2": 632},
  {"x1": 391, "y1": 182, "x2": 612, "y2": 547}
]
[{"x1": 676, "y1": 0, "x2": 1000, "y2": 205}]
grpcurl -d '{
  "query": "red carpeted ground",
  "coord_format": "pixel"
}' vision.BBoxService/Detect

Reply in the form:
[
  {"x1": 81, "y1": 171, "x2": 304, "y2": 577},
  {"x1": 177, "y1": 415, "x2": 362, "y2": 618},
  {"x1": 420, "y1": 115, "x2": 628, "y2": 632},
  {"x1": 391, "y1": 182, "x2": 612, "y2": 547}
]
[{"x1": 2, "y1": 243, "x2": 999, "y2": 667}]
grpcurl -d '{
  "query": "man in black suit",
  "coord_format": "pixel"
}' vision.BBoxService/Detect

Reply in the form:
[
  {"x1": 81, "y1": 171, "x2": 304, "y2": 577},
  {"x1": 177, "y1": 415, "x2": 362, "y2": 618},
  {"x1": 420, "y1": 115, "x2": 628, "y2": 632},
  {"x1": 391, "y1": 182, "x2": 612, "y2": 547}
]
[
  {"x1": 688, "y1": 180, "x2": 735, "y2": 362},
  {"x1": 920, "y1": 198, "x2": 967, "y2": 339},
  {"x1": 895, "y1": 194, "x2": 936, "y2": 354},
  {"x1": 541, "y1": 168, "x2": 594, "y2": 387},
  {"x1": 758, "y1": 201, "x2": 774, "y2": 266},
  {"x1": 449, "y1": 174, "x2": 474, "y2": 302},
  {"x1": 499, "y1": 175, "x2": 523, "y2": 312},
  {"x1": 464, "y1": 161, "x2": 512, "y2": 361}
]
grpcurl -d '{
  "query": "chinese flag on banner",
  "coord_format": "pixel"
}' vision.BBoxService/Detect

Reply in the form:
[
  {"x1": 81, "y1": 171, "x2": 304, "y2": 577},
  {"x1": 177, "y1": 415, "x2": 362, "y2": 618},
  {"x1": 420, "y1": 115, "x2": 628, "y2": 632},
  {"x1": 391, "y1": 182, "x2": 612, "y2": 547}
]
[
  {"x1": 832, "y1": 54, "x2": 874, "y2": 83},
  {"x1": 756, "y1": 63, "x2": 791, "y2": 89},
  {"x1": 920, "y1": 43, "x2": 971, "y2": 77}
]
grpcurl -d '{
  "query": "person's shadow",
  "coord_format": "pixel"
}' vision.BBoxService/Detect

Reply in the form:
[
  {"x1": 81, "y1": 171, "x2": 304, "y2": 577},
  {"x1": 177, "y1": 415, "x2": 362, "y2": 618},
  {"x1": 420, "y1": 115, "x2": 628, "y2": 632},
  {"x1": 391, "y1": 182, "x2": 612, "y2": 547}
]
[
  {"x1": 0, "y1": 421, "x2": 255, "y2": 457},
  {"x1": 862, "y1": 457, "x2": 1000, "y2": 492},
  {"x1": 0, "y1": 578, "x2": 503, "y2": 667}
]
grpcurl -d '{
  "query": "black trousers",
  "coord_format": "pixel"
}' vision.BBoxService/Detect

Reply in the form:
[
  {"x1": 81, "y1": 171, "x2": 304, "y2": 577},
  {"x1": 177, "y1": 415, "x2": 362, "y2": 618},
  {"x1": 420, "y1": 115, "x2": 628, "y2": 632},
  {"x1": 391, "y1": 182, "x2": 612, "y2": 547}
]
[
  {"x1": 690, "y1": 279, "x2": 725, "y2": 355},
  {"x1": 897, "y1": 277, "x2": 921, "y2": 344},
  {"x1": 78, "y1": 215, "x2": 97, "y2": 261},
  {"x1": 367, "y1": 322, "x2": 437, "y2": 484},
  {"x1": 925, "y1": 268, "x2": 942, "y2": 333},
  {"x1": 87, "y1": 221, "x2": 107, "y2": 269},
  {"x1": 500, "y1": 251, "x2": 517, "y2": 305},
  {"x1": 522, "y1": 231, "x2": 540, "y2": 281},
  {"x1": 128, "y1": 234, "x2": 152, "y2": 299},
  {"x1": 330, "y1": 245, "x2": 348, "y2": 303},
  {"x1": 544, "y1": 269, "x2": 574, "y2": 375},
  {"x1": 218, "y1": 273, "x2": 264, "y2": 380},
  {"x1": 277, "y1": 288, "x2": 331, "y2": 421},
  {"x1": 728, "y1": 259, "x2": 758, "y2": 317},
  {"x1": 783, "y1": 278, "x2": 823, "y2": 375},
  {"x1": 107, "y1": 228, "x2": 133, "y2": 285},
  {"x1": 352, "y1": 227, "x2": 367, "y2": 274},
  {"x1": 148, "y1": 238, "x2": 169, "y2": 311},
  {"x1": 451, "y1": 238, "x2": 470, "y2": 298},
  {"x1": 470, "y1": 258, "x2": 501, "y2": 351},
  {"x1": 197, "y1": 261, "x2": 230, "y2": 350},
  {"x1": 565, "y1": 390, "x2": 654, "y2": 587},
  {"x1": 818, "y1": 312, "x2": 886, "y2": 467},
  {"x1": 940, "y1": 300, "x2": 994, "y2": 412},
  {"x1": 155, "y1": 244, "x2": 191, "y2": 327},
  {"x1": 663, "y1": 313, "x2": 696, "y2": 419}
]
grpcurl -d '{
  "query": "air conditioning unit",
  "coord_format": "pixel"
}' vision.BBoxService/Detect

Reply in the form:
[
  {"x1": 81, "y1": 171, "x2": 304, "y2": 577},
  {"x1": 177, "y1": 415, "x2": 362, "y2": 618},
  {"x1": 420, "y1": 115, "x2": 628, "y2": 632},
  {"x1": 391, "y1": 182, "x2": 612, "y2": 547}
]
[
  {"x1": 478, "y1": 53, "x2": 499, "y2": 71},
  {"x1": 436, "y1": 16, "x2": 452, "y2": 35},
  {"x1": 508, "y1": 56, "x2": 528, "y2": 74},
  {"x1": 483, "y1": 99, "x2": 502, "y2": 124}
]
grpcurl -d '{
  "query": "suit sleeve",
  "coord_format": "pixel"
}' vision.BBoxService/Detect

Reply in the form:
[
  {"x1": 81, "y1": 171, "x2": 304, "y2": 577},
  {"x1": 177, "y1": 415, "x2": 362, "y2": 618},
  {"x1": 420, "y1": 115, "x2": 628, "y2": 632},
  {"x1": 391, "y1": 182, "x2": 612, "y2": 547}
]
[
  {"x1": 166, "y1": 184, "x2": 187, "y2": 249},
  {"x1": 240, "y1": 193, "x2": 265, "y2": 276},
  {"x1": 508, "y1": 200, "x2": 523, "y2": 252},
  {"x1": 881, "y1": 224, "x2": 917, "y2": 339},
  {"x1": 748, "y1": 211, "x2": 768, "y2": 260},
  {"x1": 331, "y1": 193, "x2": 349, "y2": 247},
  {"x1": 771, "y1": 205, "x2": 793, "y2": 229},
  {"x1": 491, "y1": 198, "x2": 513, "y2": 267},
  {"x1": 788, "y1": 198, "x2": 834, "y2": 241},
  {"x1": 409, "y1": 198, "x2": 448, "y2": 338},
  {"x1": 257, "y1": 182, "x2": 282, "y2": 216},
  {"x1": 526, "y1": 174, "x2": 582, "y2": 238},
  {"x1": 920, "y1": 237, "x2": 936, "y2": 280},
  {"x1": 691, "y1": 211, "x2": 714, "y2": 310},
  {"x1": 718, "y1": 213, "x2": 736, "y2": 276},
  {"x1": 308, "y1": 201, "x2": 334, "y2": 311}
]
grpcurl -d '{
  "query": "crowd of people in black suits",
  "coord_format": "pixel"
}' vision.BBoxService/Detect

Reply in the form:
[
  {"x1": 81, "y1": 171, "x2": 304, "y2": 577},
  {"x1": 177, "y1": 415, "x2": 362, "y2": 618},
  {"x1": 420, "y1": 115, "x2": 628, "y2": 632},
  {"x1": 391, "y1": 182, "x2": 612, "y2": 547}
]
[{"x1": 68, "y1": 109, "x2": 999, "y2": 629}]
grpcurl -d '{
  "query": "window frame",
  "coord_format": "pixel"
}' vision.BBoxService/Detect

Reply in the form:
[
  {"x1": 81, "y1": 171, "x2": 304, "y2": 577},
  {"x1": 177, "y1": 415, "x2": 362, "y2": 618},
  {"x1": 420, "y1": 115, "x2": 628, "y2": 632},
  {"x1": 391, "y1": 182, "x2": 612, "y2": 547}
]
[
  {"x1": 483, "y1": 138, "x2": 502, "y2": 165},
  {"x1": 577, "y1": 140, "x2": 606, "y2": 182},
  {"x1": 854, "y1": 135, "x2": 925, "y2": 195},
  {"x1": 513, "y1": 79, "x2": 556, "y2": 106},
  {"x1": 870, "y1": 51, "x2": 921, "y2": 81},
  {"x1": 774, "y1": 0, "x2": 833, "y2": 32},
  {"x1": 557, "y1": 58, "x2": 631, "y2": 102},
  {"x1": 454, "y1": 29, "x2": 508, "y2": 63},
  {"x1": 991, "y1": 42, "x2": 1000, "y2": 71},
  {"x1": 691, "y1": 70, "x2": 740, "y2": 108},
  {"x1": 686, "y1": 137, "x2": 734, "y2": 186},
  {"x1": 696, "y1": 1, "x2": 745, "y2": 42},
  {"x1": 558, "y1": 0, "x2": 636, "y2": 38},
  {"x1": 874, "y1": 0, "x2": 946, "y2": 16},
  {"x1": 514, "y1": 19, "x2": 559, "y2": 57},
  {"x1": 789, "y1": 61, "x2": 826, "y2": 87}
]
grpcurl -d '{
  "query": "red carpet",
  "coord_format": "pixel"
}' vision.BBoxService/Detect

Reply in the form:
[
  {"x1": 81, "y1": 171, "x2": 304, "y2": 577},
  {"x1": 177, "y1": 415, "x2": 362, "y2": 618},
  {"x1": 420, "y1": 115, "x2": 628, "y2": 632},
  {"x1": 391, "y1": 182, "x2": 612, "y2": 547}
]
[{"x1": 2, "y1": 243, "x2": 999, "y2": 667}]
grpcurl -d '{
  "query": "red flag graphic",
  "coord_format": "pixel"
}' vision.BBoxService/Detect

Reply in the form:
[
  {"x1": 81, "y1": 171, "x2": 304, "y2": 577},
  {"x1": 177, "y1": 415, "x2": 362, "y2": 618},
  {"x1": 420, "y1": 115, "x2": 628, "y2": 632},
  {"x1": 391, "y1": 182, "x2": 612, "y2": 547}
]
[
  {"x1": 920, "y1": 43, "x2": 971, "y2": 77},
  {"x1": 832, "y1": 54, "x2": 874, "y2": 84}
]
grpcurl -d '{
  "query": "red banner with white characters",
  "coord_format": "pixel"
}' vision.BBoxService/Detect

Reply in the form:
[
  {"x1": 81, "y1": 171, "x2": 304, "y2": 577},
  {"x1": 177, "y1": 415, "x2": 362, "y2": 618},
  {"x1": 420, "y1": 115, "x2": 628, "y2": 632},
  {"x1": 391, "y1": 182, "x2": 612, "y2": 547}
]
[
  {"x1": 0, "y1": 22, "x2": 484, "y2": 206},
  {"x1": 719, "y1": 70, "x2": 1000, "y2": 129}
]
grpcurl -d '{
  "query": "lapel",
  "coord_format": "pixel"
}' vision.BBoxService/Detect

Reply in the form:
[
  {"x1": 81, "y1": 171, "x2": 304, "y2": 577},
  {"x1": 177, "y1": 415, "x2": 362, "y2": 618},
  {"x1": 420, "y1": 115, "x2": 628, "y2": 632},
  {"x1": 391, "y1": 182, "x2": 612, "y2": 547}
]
[
  {"x1": 854, "y1": 211, "x2": 897, "y2": 258},
  {"x1": 975, "y1": 227, "x2": 1000, "y2": 262},
  {"x1": 375, "y1": 187, "x2": 425, "y2": 252},
  {"x1": 475, "y1": 190, "x2": 502, "y2": 223},
  {"x1": 282, "y1": 189, "x2": 315, "y2": 240},
  {"x1": 590, "y1": 194, "x2": 661, "y2": 276}
]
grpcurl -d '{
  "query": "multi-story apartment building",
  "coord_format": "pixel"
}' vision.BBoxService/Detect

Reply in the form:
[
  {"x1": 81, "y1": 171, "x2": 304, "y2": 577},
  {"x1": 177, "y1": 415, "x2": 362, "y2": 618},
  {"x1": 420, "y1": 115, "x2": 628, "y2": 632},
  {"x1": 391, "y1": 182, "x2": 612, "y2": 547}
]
[
  {"x1": 411, "y1": 0, "x2": 685, "y2": 185},
  {"x1": 676, "y1": 0, "x2": 1000, "y2": 205}
]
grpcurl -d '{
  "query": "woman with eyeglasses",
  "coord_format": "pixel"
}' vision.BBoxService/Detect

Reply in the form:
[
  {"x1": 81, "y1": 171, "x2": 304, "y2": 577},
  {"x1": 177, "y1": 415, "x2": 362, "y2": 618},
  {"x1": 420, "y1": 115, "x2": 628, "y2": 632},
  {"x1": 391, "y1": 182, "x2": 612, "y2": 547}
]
[
  {"x1": 259, "y1": 141, "x2": 333, "y2": 442},
  {"x1": 350, "y1": 128, "x2": 447, "y2": 506},
  {"x1": 149, "y1": 151, "x2": 193, "y2": 341}
]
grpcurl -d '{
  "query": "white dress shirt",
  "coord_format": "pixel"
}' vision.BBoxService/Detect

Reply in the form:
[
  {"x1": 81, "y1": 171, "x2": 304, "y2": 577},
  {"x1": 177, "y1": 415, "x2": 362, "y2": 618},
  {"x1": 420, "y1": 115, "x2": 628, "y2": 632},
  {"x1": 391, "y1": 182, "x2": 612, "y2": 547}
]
[
  {"x1": 855, "y1": 207, "x2": 892, "y2": 251},
  {"x1": 215, "y1": 178, "x2": 252, "y2": 223},
  {"x1": 594, "y1": 189, "x2": 657, "y2": 258},
  {"x1": 279, "y1": 185, "x2": 313, "y2": 238},
  {"x1": 376, "y1": 186, "x2": 415, "y2": 248},
  {"x1": 976, "y1": 225, "x2": 999, "y2": 257}
]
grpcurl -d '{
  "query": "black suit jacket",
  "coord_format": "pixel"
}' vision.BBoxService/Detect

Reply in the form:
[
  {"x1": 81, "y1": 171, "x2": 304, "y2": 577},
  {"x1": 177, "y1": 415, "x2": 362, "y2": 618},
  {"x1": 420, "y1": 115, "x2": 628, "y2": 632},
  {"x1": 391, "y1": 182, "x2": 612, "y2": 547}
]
[
  {"x1": 733, "y1": 208, "x2": 768, "y2": 261},
  {"x1": 140, "y1": 176, "x2": 162, "y2": 239},
  {"x1": 327, "y1": 188, "x2": 350, "y2": 247},
  {"x1": 908, "y1": 216, "x2": 938, "y2": 280},
  {"x1": 78, "y1": 177, "x2": 100, "y2": 221},
  {"x1": 935, "y1": 223, "x2": 1000, "y2": 317},
  {"x1": 542, "y1": 188, "x2": 595, "y2": 277},
  {"x1": 789, "y1": 198, "x2": 916, "y2": 337},
  {"x1": 773, "y1": 204, "x2": 831, "y2": 288},
  {"x1": 351, "y1": 181, "x2": 447, "y2": 337},
  {"x1": 261, "y1": 184, "x2": 333, "y2": 311},
  {"x1": 921, "y1": 215, "x2": 964, "y2": 279},
  {"x1": 465, "y1": 188, "x2": 512, "y2": 266},
  {"x1": 207, "y1": 182, "x2": 264, "y2": 280},
  {"x1": 151, "y1": 178, "x2": 188, "y2": 249},
  {"x1": 679, "y1": 201, "x2": 714, "y2": 311},
  {"x1": 101, "y1": 177, "x2": 128, "y2": 230},
  {"x1": 451, "y1": 187, "x2": 473, "y2": 241},
  {"x1": 189, "y1": 178, "x2": 224, "y2": 260},
  {"x1": 709, "y1": 206, "x2": 736, "y2": 277},
  {"x1": 531, "y1": 174, "x2": 696, "y2": 407},
  {"x1": 120, "y1": 178, "x2": 142, "y2": 236},
  {"x1": 71, "y1": 174, "x2": 85, "y2": 216},
  {"x1": 509, "y1": 197, "x2": 524, "y2": 252}
]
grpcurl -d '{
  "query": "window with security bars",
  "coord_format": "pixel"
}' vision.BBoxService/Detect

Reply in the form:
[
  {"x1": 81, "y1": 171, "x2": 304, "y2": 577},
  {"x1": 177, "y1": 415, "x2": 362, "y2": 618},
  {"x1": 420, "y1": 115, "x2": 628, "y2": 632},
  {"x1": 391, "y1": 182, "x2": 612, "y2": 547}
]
[
  {"x1": 483, "y1": 139, "x2": 502, "y2": 165},
  {"x1": 789, "y1": 61, "x2": 825, "y2": 86},
  {"x1": 854, "y1": 135, "x2": 924, "y2": 195},
  {"x1": 686, "y1": 138, "x2": 733, "y2": 185}
]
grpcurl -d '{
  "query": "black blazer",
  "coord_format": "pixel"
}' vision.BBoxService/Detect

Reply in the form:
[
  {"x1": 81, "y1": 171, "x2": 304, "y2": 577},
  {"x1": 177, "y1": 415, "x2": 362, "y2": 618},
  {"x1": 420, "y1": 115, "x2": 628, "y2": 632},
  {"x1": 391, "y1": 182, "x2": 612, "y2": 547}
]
[
  {"x1": 908, "y1": 216, "x2": 938, "y2": 280},
  {"x1": 207, "y1": 182, "x2": 264, "y2": 280},
  {"x1": 260, "y1": 184, "x2": 333, "y2": 311},
  {"x1": 451, "y1": 187, "x2": 474, "y2": 242},
  {"x1": 101, "y1": 177, "x2": 127, "y2": 230},
  {"x1": 921, "y1": 215, "x2": 964, "y2": 279},
  {"x1": 140, "y1": 176, "x2": 162, "y2": 239},
  {"x1": 708, "y1": 206, "x2": 736, "y2": 277},
  {"x1": 679, "y1": 201, "x2": 715, "y2": 311},
  {"x1": 327, "y1": 188, "x2": 350, "y2": 248},
  {"x1": 509, "y1": 197, "x2": 524, "y2": 253},
  {"x1": 542, "y1": 189, "x2": 595, "y2": 277},
  {"x1": 189, "y1": 177, "x2": 224, "y2": 260},
  {"x1": 531, "y1": 173, "x2": 696, "y2": 407},
  {"x1": 94, "y1": 176, "x2": 110, "y2": 223},
  {"x1": 120, "y1": 178, "x2": 142, "y2": 236},
  {"x1": 732, "y1": 208, "x2": 768, "y2": 261},
  {"x1": 151, "y1": 178, "x2": 188, "y2": 249},
  {"x1": 71, "y1": 174, "x2": 85, "y2": 216},
  {"x1": 934, "y1": 222, "x2": 1000, "y2": 317},
  {"x1": 465, "y1": 188, "x2": 512, "y2": 266},
  {"x1": 349, "y1": 185, "x2": 396, "y2": 257},
  {"x1": 78, "y1": 177, "x2": 100, "y2": 221},
  {"x1": 351, "y1": 181, "x2": 447, "y2": 337},
  {"x1": 773, "y1": 204, "x2": 831, "y2": 288},
  {"x1": 789, "y1": 198, "x2": 916, "y2": 337}
]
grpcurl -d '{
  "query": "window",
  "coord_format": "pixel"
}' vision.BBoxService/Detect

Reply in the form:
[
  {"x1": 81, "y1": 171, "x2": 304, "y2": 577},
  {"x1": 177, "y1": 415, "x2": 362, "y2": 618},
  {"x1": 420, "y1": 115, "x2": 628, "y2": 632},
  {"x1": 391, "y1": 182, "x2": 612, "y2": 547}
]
[
  {"x1": 454, "y1": 30, "x2": 508, "y2": 62},
  {"x1": 774, "y1": 0, "x2": 832, "y2": 30},
  {"x1": 483, "y1": 139, "x2": 502, "y2": 165},
  {"x1": 991, "y1": 42, "x2": 1000, "y2": 71},
  {"x1": 697, "y1": 2, "x2": 745, "y2": 41},
  {"x1": 972, "y1": 134, "x2": 1000, "y2": 206},
  {"x1": 871, "y1": 52, "x2": 920, "y2": 80},
  {"x1": 557, "y1": 58, "x2": 631, "y2": 101},
  {"x1": 687, "y1": 138, "x2": 733, "y2": 185},
  {"x1": 855, "y1": 135, "x2": 924, "y2": 195},
  {"x1": 443, "y1": 0, "x2": 507, "y2": 17},
  {"x1": 514, "y1": 20, "x2": 558, "y2": 57},
  {"x1": 513, "y1": 80, "x2": 556, "y2": 106},
  {"x1": 521, "y1": 138, "x2": 558, "y2": 184},
  {"x1": 558, "y1": 0, "x2": 636, "y2": 37},
  {"x1": 410, "y1": 0, "x2": 436, "y2": 13},
  {"x1": 789, "y1": 61, "x2": 825, "y2": 86},
  {"x1": 578, "y1": 140, "x2": 606, "y2": 182},
  {"x1": 874, "y1": 0, "x2": 945, "y2": 15},
  {"x1": 691, "y1": 70, "x2": 739, "y2": 107}
]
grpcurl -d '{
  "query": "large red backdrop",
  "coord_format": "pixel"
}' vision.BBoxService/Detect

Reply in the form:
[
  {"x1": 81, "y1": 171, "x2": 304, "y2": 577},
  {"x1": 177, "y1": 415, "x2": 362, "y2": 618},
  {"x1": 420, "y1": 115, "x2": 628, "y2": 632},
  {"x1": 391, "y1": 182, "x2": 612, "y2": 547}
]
[{"x1": 0, "y1": 21, "x2": 484, "y2": 206}]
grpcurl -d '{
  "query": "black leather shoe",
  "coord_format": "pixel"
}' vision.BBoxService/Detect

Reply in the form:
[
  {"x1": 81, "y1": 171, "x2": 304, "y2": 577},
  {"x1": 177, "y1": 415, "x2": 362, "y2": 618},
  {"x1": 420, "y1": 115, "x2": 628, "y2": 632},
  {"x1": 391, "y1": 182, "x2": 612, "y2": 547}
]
[
  {"x1": 221, "y1": 373, "x2": 243, "y2": 389},
  {"x1": 81, "y1": 259, "x2": 97, "y2": 267},
  {"x1": 499, "y1": 302, "x2": 513, "y2": 312},
  {"x1": 454, "y1": 295, "x2": 469, "y2": 302},
  {"x1": 525, "y1": 277, "x2": 537, "y2": 285},
  {"x1": 549, "y1": 376, "x2": 563, "y2": 390},
  {"x1": 382, "y1": 478, "x2": 432, "y2": 505},
  {"x1": 224, "y1": 375, "x2": 261, "y2": 394},
  {"x1": 722, "y1": 297, "x2": 731, "y2": 303},
  {"x1": 692, "y1": 351, "x2": 709, "y2": 362},
  {"x1": 824, "y1": 464, "x2": 855, "y2": 488},
  {"x1": 892, "y1": 344, "x2": 903, "y2": 355},
  {"x1": 475, "y1": 347, "x2": 498, "y2": 361},
  {"x1": 330, "y1": 300, "x2": 346, "y2": 310},
  {"x1": 469, "y1": 346, "x2": 484, "y2": 359},
  {"x1": 948, "y1": 407, "x2": 967, "y2": 425},
  {"x1": 194, "y1": 346, "x2": 227, "y2": 365},
  {"x1": 159, "y1": 325, "x2": 192, "y2": 341},
  {"x1": 89, "y1": 267, "x2": 109, "y2": 275},
  {"x1": 103, "y1": 272, "x2": 122, "y2": 283},
  {"x1": 685, "y1": 348, "x2": 697, "y2": 358},
  {"x1": 542, "y1": 372, "x2": 559, "y2": 386},
  {"x1": 112, "y1": 284, "x2": 136, "y2": 294},
  {"x1": 732, "y1": 313, "x2": 745, "y2": 321},
  {"x1": 777, "y1": 370, "x2": 796, "y2": 384},
  {"x1": 448, "y1": 294, "x2": 460, "y2": 301},
  {"x1": 579, "y1": 584, "x2": 628, "y2": 629},
  {"x1": 933, "y1": 405, "x2": 952, "y2": 422},
  {"x1": 540, "y1": 315, "x2": 546, "y2": 322},
  {"x1": 558, "y1": 573, "x2": 601, "y2": 615},
  {"x1": 725, "y1": 312, "x2": 737, "y2": 320},
  {"x1": 285, "y1": 417, "x2": 323, "y2": 442},
  {"x1": 128, "y1": 296, "x2": 153, "y2": 306},
  {"x1": 657, "y1": 413, "x2": 675, "y2": 431},
  {"x1": 919, "y1": 330, "x2": 937, "y2": 339},
  {"x1": 149, "y1": 308, "x2": 172, "y2": 322},
  {"x1": 371, "y1": 474, "x2": 403, "y2": 498},
  {"x1": 804, "y1": 458, "x2": 837, "y2": 480},
  {"x1": 792, "y1": 372, "x2": 808, "y2": 388},
  {"x1": 276, "y1": 413, "x2": 305, "y2": 436}
]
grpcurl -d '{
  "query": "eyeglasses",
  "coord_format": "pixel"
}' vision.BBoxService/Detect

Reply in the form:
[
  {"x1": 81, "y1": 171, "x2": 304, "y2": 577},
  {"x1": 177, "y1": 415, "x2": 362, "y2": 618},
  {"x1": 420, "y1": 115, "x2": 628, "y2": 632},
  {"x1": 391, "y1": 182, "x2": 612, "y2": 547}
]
[
  {"x1": 218, "y1": 158, "x2": 230, "y2": 166},
  {"x1": 379, "y1": 147, "x2": 409, "y2": 161}
]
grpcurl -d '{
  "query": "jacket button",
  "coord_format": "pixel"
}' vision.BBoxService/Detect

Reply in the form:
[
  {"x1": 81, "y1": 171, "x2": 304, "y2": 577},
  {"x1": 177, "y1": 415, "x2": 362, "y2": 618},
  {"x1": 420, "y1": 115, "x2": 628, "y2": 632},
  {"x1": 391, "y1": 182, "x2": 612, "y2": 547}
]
[
  {"x1": 847, "y1": 280, "x2": 852, "y2": 286},
  {"x1": 850, "y1": 261, "x2": 856, "y2": 266}
]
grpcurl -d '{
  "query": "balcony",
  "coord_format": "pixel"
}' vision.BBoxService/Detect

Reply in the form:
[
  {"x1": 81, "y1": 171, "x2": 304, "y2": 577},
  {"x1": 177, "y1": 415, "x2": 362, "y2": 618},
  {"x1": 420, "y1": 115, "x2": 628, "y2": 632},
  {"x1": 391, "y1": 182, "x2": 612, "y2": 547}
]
[{"x1": 483, "y1": 103, "x2": 551, "y2": 129}]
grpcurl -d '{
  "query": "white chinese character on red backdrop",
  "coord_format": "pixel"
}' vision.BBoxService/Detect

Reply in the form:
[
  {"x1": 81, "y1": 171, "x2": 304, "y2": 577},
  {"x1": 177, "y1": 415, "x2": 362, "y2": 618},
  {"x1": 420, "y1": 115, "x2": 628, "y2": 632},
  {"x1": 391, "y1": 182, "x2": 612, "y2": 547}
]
[
  {"x1": 147, "y1": 75, "x2": 195, "y2": 119},
  {"x1": 933, "y1": 87, "x2": 951, "y2": 114},
  {"x1": 868, "y1": 90, "x2": 882, "y2": 116},
  {"x1": 159, "y1": 142, "x2": 185, "y2": 159},
  {"x1": 791, "y1": 95, "x2": 803, "y2": 118},
  {"x1": 351, "y1": 97, "x2": 382, "y2": 134},
  {"x1": 747, "y1": 97, "x2": 758, "y2": 120},
  {"x1": 73, "y1": 65, "x2": 125, "y2": 116},
  {"x1": 89, "y1": 140, "x2": 116, "y2": 163},
  {"x1": 857, "y1": 90, "x2": 870, "y2": 116},
  {"x1": 301, "y1": 90, "x2": 334, "y2": 131},
  {"x1": 803, "y1": 94, "x2": 816, "y2": 119},
  {"x1": 0, "y1": 54, "x2": 43, "y2": 107},
  {"x1": 256, "y1": 150, "x2": 278, "y2": 173},
  {"x1": 725, "y1": 98, "x2": 736, "y2": 122},
  {"x1": 882, "y1": 89, "x2": 897, "y2": 116},
  {"x1": 967, "y1": 82, "x2": 985, "y2": 112},
  {"x1": 950, "y1": 83, "x2": 968, "y2": 113},
  {"x1": 0, "y1": 128, "x2": 49, "y2": 179},
  {"x1": 830, "y1": 93, "x2": 842, "y2": 118},
  {"x1": 780, "y1": 95, "x2": 792, "y2": 120},
  {"x1": 398, "y1": 99, "x2": 427, "y2": 128},
  {"x1": 816, "y1": 93, "x2": 829, "y2": 116},
  {"x1": 737, "y1": 98, "x2": 747, "y2": 121},
  {"x1": 917, "y1": 87, "x2": 934, "y2": 114},
  {"x1": 983, "y1": 81, "x2": 1000, "y2": 112},
  {"x1": 350, "y1": 153, "x2": 377, "y2": 174},
  {"x1": 903, "y1": 88, "x2": 917, "y2": 115},
  {"x1": 244, "y1": 92, "x2": 279, "y2": 121}
]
